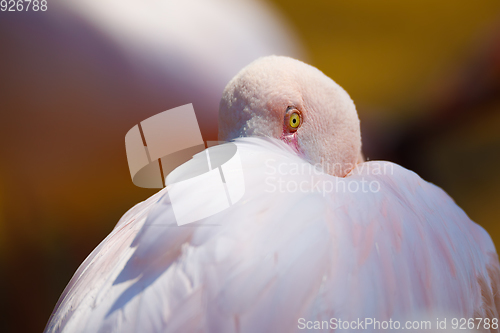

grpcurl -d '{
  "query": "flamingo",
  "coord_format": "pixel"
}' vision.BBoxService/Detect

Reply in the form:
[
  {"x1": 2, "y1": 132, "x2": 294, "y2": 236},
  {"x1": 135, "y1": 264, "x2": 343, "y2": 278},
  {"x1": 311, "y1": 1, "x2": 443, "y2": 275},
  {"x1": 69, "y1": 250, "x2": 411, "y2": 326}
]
[{"x1": 45, "y1": 56, "x2": 500, "y2": 333}]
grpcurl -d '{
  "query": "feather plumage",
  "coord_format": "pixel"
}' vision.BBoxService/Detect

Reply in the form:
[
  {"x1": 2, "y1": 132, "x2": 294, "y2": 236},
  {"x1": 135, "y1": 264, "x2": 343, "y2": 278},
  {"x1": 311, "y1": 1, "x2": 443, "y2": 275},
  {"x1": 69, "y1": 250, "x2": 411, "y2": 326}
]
[{"x1": 45, "y1": 137, "x2": 500, "y2": 333}]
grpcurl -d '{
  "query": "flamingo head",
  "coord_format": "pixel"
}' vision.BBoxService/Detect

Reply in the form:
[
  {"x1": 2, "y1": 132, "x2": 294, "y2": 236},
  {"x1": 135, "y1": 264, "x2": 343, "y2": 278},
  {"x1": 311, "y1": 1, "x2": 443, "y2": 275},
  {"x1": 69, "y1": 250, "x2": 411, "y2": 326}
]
[{"x1": 218, "y1": 55, "x2": 361, "y2": 177}]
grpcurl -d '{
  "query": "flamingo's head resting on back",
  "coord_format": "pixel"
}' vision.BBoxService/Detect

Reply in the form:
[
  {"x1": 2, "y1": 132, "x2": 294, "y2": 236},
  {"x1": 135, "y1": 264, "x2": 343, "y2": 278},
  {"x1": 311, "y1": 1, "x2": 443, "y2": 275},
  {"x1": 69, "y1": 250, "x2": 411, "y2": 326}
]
[{"x1": 218, "y1": 55, "x2": 362, "y2": 177}]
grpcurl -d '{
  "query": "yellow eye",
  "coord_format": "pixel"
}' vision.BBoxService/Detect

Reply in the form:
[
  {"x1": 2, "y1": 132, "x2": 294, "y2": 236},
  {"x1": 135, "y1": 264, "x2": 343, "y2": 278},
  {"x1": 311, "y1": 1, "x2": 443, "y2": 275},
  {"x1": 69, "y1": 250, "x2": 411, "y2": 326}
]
[{"x1": 289, "y1": 112, "x2": 300, "y2": 128}]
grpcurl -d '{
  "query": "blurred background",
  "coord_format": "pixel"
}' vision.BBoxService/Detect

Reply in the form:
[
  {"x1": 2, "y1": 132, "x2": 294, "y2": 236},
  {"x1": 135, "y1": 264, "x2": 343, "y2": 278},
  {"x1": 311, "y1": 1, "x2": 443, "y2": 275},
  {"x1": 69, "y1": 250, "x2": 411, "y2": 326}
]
[{"x1": 1, "y1": 0, "x2": 499, "y2": 331}]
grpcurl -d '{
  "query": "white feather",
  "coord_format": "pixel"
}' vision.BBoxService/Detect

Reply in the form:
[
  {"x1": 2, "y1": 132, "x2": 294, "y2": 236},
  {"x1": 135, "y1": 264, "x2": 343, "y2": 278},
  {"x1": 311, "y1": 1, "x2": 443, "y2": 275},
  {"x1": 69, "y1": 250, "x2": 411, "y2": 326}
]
[{"x1": 45, "y1": 137, "x2": 499, "y2": 333}]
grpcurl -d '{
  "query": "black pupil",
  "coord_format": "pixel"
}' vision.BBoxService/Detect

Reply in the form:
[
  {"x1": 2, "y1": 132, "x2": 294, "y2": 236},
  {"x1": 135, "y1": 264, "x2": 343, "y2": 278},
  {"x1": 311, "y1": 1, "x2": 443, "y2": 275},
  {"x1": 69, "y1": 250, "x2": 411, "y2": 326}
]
[{"x1": 292, "y1": 119, "x2": 296, "y2": 123}]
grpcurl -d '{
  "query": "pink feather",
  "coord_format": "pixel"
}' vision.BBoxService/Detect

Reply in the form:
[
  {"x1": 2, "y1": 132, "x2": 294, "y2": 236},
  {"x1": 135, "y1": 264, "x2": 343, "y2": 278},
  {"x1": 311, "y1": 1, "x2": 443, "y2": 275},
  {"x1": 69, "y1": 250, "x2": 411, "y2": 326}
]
[{"x1": 45, "y1": 137, "x2": 500, "y2": 333}]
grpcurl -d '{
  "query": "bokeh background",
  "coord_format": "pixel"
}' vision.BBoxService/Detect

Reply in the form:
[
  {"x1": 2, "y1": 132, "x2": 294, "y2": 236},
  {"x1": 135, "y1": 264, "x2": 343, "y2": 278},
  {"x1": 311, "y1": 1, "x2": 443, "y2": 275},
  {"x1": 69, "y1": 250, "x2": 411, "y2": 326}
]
[{"x1": 1, "y1": 0, "x2": 500, "y2": 332}]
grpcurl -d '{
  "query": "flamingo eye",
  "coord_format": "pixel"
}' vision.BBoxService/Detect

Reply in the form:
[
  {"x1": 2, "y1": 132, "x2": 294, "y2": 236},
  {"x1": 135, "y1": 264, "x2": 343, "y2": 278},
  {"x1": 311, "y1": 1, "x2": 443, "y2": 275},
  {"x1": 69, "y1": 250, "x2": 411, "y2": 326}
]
[{"x1": 288, "y1": 112, "x2": 301, "y2": 129}]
